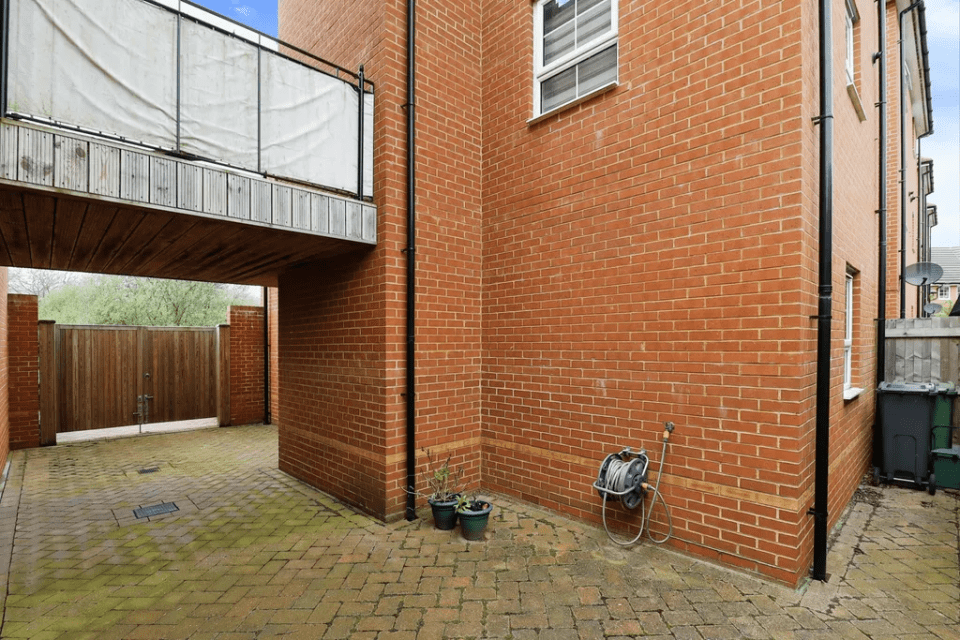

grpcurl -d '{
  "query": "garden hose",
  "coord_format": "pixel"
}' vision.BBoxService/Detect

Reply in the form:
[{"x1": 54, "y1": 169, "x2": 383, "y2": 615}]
[{"x1": 597, "y1": 423, "x2": 675, "y2": 546}]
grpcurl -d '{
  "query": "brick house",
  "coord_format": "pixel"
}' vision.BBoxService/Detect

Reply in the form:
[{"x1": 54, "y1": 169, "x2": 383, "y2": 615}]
[
  {"x1": 268, "y1": 0, "x2": 934, "y2": 586},
  {"x1": 0, "y1": 0, "x2": 934, "y2": 588},
  {"x1": 931, "y1": 246, "x2": 960, "y2": 313}
]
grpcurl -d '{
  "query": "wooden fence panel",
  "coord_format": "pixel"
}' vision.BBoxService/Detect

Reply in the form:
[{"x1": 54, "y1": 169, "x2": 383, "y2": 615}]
[
  {"x1": 217, "y1": 325, "x2": 230, "y2": 427},
  {"x1": 885, "y1": 317, "x2": 960, "y2": 384},
  {"x1": 54, "y1": 324, "x2": 218, "y2": 433},
  {"x1": 57, "y1": 325, "x2": 141, "y2": 432},
  {"x1": 145, "y1": 327, "x2": 217, "y2": 423},
  {"x1": 885, "y1": 317, "x2": 960, "y2": 445}
]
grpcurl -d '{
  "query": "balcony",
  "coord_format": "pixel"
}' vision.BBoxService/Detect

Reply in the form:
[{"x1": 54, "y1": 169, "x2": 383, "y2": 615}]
[{"x1": 0, "y1": 0, "x2": 375, "y2": 285}]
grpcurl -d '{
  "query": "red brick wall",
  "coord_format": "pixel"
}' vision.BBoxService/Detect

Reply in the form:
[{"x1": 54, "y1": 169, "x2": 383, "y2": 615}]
[
  {"x1": 278, "y1": 257, "x2": 390, "y2": 517},
  {"x1": 227, "y1": 305, "x2": 265, "y2": 426},
  {"x1": 0, "y1": 268, "x2": 8, "y2": 472},
  {"x1": 278, "y1": 0, "x2": 484, "y2": 520},
  {"x1": 480, "y1": 0, "x2": 833, "y2": 585},
  {"x1": 8, "y1": 294, "x2": 39, "y2": 451},
  {"x1": 278, "y1": 0, "x2": 396, "y2": 519},
  {"x1": 275, "y1": 0, "x2": 885, "y2": 584},
  {"x1": 884, "y1": 0, "x2": 923, "y2": 320}
]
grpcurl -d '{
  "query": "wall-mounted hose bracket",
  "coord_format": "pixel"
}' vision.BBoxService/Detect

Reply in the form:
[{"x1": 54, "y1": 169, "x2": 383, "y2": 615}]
[
  {"x1": 593, "y1": 448, "x2": 649, "y2": 509},
  {"x1": 593, "y1": 423, "x2": 676, "y2": 546}
]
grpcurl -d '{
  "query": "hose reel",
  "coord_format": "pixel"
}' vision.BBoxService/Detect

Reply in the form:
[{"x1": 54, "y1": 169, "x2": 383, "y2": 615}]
[
  {"x1": 593, "y1": 448, "x2": 649, "y2": 509},
  {"x1": 592, "y1": 422, "x2": 675, "y2": 546}
]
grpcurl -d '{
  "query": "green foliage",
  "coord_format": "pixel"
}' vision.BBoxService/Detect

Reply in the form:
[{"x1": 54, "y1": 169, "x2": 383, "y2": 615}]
[{"x1": 39, "y1": 276, "x2": 255, "y2": 327}]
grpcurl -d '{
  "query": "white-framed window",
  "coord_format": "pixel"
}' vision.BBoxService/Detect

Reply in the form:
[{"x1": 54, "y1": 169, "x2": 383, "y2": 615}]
[
  {"x1": 938, "y1": 285, "x2": 951, "y2": 300},
  {"x1": 533, "y1": 0, "x2": 618, "y2": 117},
  {"x1": 844, "y1": 272, "x2": 854, "y2": 391},
  {"x1": 844, "y1": 0, "x2": 858, "y2": 85}
]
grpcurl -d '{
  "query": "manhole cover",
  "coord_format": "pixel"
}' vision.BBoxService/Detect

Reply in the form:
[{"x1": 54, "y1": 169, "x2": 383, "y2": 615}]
[{"x1": 133, "y1": 502, "x2": 179, "y2": 519}]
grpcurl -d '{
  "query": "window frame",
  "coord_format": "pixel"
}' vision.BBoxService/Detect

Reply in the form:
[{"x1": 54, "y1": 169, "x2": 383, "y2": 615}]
[
  {"x1": 843, "y1": 272, "x2": 853, "y2": 390},
  {"x1": 844, "y1": 0, "x2": 858, "y2": 86},
  {"x1": 532, "y1": 0, "x2": 619, "y2": 119},
  {"x1": 937, "y1": 285, "x2": 951, "y2": 301},
  {"x1": 843, "y1": 269, "x2": 863, "y2": 400}
]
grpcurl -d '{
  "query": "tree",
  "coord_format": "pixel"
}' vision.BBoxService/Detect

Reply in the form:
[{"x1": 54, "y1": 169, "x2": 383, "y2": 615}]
[
  {"x1": 39, "y1": 275, "x2": 258, "y2": 327},
  {"x1": 8, "y1": 268, "x2": 83, "y2": 298},
  {"x1": 38, "y1": 282, "x2": 96, "y2": 324}
]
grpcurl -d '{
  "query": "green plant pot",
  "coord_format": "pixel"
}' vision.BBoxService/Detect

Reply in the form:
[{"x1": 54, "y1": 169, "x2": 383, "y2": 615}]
[
  {"x1": 458, "y1": 501, "x2": 492, "y2": 541},
  {"x1": 428, "y1": 496, "x2": 460, "y2": 530}
]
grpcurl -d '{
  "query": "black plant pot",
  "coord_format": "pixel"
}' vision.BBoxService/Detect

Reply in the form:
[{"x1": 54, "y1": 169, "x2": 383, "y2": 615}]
[
  {"x1": 458, "y1": 501, "x2": 492, "y2": 541},
  {"x1": 428, "y1": 496, "x2": 460, "y2": 530}
]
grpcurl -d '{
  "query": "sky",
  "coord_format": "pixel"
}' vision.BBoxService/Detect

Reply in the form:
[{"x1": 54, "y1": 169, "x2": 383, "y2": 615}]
[
  {"x1": 190, "y1": 0, "x2": 278, "y2": 37},
  {"x1": 925, "y1": 0, "x2": 960, "y2": 248},
  {"x1": 196, "y1": 0, "x2": 959, "y2": 247}
]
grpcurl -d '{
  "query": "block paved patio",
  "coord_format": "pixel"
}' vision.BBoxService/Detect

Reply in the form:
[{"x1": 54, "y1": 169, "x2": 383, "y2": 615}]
[{"x1": 0, "y1": 424, "x2": 957, "y2": 639}]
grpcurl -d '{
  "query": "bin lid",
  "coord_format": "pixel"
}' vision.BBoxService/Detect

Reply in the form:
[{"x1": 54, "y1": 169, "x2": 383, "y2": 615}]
[
  {"x1": 932, "y1": 447, "x2": 960, "y2": 459},
  {"x1": 878, "y1": 381, "x2": 938, "y2": 394},
  {"x1": 936, "y1": 382, "x2": 958, "y2": 395}
]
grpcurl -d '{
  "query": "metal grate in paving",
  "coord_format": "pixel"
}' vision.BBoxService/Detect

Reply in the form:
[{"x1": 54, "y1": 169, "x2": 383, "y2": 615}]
[
  {"x1": 133, "y1": 502, "x2": 179, "y2": 519},
  {"x1": 138, "y1": 467, "x2": 160, "y2": 474}
]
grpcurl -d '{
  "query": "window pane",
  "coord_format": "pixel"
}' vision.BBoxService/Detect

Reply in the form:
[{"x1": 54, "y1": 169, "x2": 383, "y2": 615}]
[
  {"x1": 544, "y1": 20, "x2": 575, "y2": 66},
  {"x1": 579, "y1": 0, "x2": 606, "y2": 13},
  {"x1": 577, "y1": 44, "x2": 617, "y2": 95},
  {"x1": 845, "y1": 12, "x2": 854, "y2": 82},
  {"x1": 577, "y1": 0, "x2": 612, "y2": 46},
  {"x1": 543, "y1": 0, "x2": 576, "y2": 34},
  {"x1": 542, "y1": 66, "x2": 577, "y2": 112}
]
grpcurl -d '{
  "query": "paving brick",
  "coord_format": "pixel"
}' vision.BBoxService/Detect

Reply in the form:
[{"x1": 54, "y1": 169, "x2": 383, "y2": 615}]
[{"x1": 0, "y1": 427, "x2": 956, "y2": 640}]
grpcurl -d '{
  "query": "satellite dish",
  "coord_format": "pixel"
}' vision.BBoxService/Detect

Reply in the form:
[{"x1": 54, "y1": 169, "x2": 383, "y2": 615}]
[
  {"x1": 924, "y1": 303, "x2": 943, "y2": 315},
  {"x1": 904, "y1": 262, "x2": 943, "y2": 286}
]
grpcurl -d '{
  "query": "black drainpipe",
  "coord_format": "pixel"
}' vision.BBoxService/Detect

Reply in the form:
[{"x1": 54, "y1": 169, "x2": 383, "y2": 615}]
[
  {"x1": 1, "y1": 0, "x2": 9, "y2": 114},
  {"x1": 811, "y1": 0, "x2": 834, "y2": 583},
  {"x1": 917, "y1": 137, "x2": 923, "y2": 314},
  {"x1": 404, "y1": 0, "x2": 418, "y2": 521},
  {"x1": 263, "y1": 286, "x2": 271, "y2": 425},
  {"x1": 876, "y1": 0, "x2": 887, "y2": 384},
  {"x1": 874, "y1": 0, "x2": 887, "y2": 469}
]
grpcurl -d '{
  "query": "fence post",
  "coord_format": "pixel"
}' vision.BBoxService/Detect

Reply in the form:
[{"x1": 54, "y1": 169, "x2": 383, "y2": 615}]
[
  {"x1": 217, "y1": 324, "x2": 231, "y2": 427},
  {"x1": 38, "y1": 320, "x2": 57, "y2": 445}
]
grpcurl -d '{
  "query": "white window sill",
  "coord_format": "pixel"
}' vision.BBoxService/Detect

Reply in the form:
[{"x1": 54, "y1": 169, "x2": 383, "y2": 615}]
[
  {"x1": 843, "y1": 386, "x2": 865, "y2": 401},
  {"x1": 528, "y1": 81, "x2": 618, "y2": 126},
  {"x1": 846, "y1": 83, "x2": 866, "y2": 122}
]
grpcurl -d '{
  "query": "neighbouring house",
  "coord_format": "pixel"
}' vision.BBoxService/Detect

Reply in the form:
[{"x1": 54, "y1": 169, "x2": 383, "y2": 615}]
[
  {"x1": 0, "y1": 0, "x2": 936, "y2": 588},
  {"x1": 270, "y1": 0, "x2": 934, "y2": 586},
  {"x1": 931, "y1": 246, "x2": 960, "y2": 313}
]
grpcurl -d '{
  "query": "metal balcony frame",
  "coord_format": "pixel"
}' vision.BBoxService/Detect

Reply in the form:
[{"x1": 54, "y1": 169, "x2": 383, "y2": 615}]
[{"x1": 0, "y1": 0, "x2": 374, "y2": 202}]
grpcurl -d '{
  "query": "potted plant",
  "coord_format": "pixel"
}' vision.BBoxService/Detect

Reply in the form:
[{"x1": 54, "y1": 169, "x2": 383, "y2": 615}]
[
  {"x1": 420, "y1": 450, "x2": 463, "y2": 530},
  {"x1": 456, "y1": 493, "x2": 493, "y2": 541}
]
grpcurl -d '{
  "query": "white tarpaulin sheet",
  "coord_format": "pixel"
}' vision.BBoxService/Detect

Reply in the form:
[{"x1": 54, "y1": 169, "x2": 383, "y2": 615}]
[
  {"x1": 261, "y1": 54, "x2": 367, "y2": 195},
  {"x1": 180, "y1": 18, "x2": 259, "y2": 168},
  {"x1": 9, "y1": 0, "x2": 178, "y2": 149},
  {"x1": 6, "y1": 0, "x2": 374, "y2": 195}
]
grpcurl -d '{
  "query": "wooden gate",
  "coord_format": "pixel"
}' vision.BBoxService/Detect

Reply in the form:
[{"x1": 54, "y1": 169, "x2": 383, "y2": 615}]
[{"x1": 55, "y1": 325, "x2": 218, "y2": 433}]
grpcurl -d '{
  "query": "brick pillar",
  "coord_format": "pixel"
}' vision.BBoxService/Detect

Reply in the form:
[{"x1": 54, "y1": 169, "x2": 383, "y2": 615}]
[
  {"x1": 0, "y1": 267, "x2": 8, "y2": 472},
  {"x1": 268, "y1": 288, "x2": 279, "y2": 425},
  {"x1": 7, "y1": 294, "x2": 39, "y2": 450},
  {"x1": 228, "y1": 305, "x2": 265, "y2": 426}
]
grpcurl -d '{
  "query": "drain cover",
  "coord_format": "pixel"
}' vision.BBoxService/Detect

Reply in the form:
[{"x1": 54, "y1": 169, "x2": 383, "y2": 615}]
[
  {"x1": 133, "y1": 502, "x2": 178, "y2": 519},
  {"x1": 138, "y1": 467, "x2": 160, "y2": 474}
]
